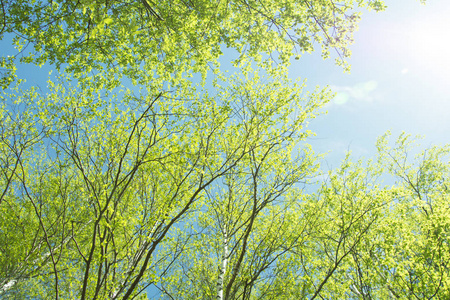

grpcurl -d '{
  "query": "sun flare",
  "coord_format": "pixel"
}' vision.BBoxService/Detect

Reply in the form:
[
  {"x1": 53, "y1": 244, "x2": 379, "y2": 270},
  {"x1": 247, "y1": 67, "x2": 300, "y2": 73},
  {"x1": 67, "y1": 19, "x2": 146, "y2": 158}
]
[{"x1": 405, "y1": 16, "x2": 450, "y2": 77}]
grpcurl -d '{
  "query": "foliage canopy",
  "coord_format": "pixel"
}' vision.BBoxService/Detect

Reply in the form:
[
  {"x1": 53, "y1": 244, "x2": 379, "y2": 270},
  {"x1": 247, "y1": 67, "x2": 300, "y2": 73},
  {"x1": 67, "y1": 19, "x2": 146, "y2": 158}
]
[{"x1": 3, "y1": 0, "x2": 449, "y2": 300}]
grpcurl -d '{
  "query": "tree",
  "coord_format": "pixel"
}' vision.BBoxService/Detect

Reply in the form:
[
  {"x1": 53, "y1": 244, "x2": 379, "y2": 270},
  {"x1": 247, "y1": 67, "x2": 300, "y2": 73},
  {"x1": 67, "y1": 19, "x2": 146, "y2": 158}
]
[
  {"x1": 368, "y1": 133, "x2": 450, "y2": 299},
  {"x1": 0, "y1": 63, "x2": 331, "y2": 298},
  {"x1": 154, "y1": 76, "x2": 323, "y2": 299},
  {"x1": 150, "y1": 134, "x2": 450, "y2": 299},
  {"x1": 4, "y1": 0, "x2": 448, "y2": 299},
  {"x1": 292, "y1": 133, "x2": 449, "y2": 299},
  {"x1": 1, "y1": 0, "x2": 385, "y2": 88}
]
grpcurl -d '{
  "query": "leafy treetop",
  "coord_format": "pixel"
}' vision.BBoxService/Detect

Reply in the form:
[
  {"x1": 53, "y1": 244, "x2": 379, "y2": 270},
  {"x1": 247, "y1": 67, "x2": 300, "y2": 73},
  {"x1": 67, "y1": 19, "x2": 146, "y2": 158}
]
[{"x1": 0, "y1": 0, "x2": 386, "y2": 88}]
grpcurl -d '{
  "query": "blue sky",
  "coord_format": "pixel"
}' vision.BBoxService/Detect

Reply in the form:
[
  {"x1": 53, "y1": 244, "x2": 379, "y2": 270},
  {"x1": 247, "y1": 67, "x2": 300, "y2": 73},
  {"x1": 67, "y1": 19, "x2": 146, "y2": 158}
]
[{"x1": 293, "y1": 0, "x2": 450, "y2": 167}]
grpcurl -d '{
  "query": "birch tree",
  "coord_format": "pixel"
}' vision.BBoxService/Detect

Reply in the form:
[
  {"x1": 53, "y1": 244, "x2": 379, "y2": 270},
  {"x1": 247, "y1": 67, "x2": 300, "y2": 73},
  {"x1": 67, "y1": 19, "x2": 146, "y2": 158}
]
[
  {"x1": 154, "y1": 71, "x2": 326, "y2": 299},
  {"x1": 0, "y1": 65, "x2": 331, "y2": 299}
]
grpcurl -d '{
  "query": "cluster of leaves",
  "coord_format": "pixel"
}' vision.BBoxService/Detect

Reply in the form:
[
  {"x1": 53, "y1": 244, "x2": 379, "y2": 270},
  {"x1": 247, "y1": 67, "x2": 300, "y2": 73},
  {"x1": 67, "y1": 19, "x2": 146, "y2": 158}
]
[
  {"x1": 1, "y1": 0, "x2": 386, "y2": 88},
  {"x1": 151, "y1": 133, "x2": 450, "y2": 299},
  {"x1": 0, "y1": 65, "x2": 330, "y2": 298},
  {"x1": 2, "y1": 0, "x2": 449, "y2": 299}
]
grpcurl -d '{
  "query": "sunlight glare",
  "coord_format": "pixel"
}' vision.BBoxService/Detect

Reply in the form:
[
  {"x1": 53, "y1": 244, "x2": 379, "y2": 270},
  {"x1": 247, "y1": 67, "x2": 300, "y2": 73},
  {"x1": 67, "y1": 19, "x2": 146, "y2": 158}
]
[{"x1": 406, "y1": 18, "x2": 450, "y2": 77}]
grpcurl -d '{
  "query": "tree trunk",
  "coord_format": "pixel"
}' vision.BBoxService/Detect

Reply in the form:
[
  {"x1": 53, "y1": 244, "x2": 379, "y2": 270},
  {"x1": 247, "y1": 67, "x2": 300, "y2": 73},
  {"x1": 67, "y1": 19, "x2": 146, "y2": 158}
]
[{"x1": 217, "y1": 224, "x2": 228, "y2": 300}]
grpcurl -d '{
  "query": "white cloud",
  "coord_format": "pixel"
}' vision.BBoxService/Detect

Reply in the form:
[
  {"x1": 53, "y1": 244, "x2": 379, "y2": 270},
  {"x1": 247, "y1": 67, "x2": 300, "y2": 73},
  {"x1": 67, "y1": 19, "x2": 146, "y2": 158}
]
[{"x1": 330, "y1": 80, "x2": 378, "y2": 105}]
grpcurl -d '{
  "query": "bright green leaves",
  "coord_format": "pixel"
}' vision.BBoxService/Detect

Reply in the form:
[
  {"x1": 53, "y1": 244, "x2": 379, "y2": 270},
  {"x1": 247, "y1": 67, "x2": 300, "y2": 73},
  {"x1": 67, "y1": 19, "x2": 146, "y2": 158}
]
[
  {"x1": 152, "y1": 68, "x2": 330, "y2": 299},
  {"x1": 0, "y1": 0, "x2": 386, "y2": 88},
  {"x1": 7, "y1": 0, "x2": 447, "y2": 299},
  {"x1": 370, "y1": 133, "x2": 450, "y2": 298},
  {"x1": 0, "y1": 56, "x2": 17, "y2": 89},
  {"x1": 0, "y1": 58, "x2": 335, "y2": 298}
]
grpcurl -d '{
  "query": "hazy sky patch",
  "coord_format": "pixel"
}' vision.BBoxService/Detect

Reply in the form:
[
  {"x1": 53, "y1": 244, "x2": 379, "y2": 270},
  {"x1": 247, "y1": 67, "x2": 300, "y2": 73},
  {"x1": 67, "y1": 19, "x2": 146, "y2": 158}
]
[{"x1": 331, "y1": 80, "x2": 378, "y2": 105}]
